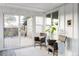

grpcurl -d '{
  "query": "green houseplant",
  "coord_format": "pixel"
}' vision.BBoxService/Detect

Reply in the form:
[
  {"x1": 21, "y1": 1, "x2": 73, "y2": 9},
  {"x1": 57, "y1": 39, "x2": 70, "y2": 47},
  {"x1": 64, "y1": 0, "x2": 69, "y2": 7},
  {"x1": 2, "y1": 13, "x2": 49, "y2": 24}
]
[
  {"x1": 50, "y1": 25, "x2": 56, "y2": 33},
  {"x1": 45, "y1": 24, "x2": 56, "y2": 39}
]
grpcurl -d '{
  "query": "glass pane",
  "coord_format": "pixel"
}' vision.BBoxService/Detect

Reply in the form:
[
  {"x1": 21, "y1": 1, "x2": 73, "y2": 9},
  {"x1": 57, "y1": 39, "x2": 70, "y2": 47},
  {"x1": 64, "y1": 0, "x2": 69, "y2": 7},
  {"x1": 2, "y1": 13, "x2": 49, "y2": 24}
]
[
  {"x1": 52, "y1": 11, "x2": 59, "y2": 40},
  {"x1": 27, "y1": 17, "x2": 33, "y2": 37},
  {"x1": 46, "y1": 13, "x2": 51, "y2": 18},
  {"x1": 46, "y1": 18, "x2": 51, "y2": 25},
  {"x1": 45, "y1": 25, "x2": 50, "y2": 38},
  {"x1": 4, "y1": 15, "x2": 19, "y2": 49},
  {"x1": 20, "y1": 16, "x2": 27, "y2": 37},
  {"x1": 36, "y1": 25, "x2": 42, "y2": 33},
  {"x1": 52, "y1": 11, "x2": 58, "y2": 19},
  {"x1": 36, "y1": 16, "x2": 43, "y2": 25},
  {"x1": 20, "y1": 16, "x2": 33, "y2": 47},
  {"x1": 4, "y1": 15, "x2": 19, "y2": 28},
  {"x1": 53, "y1": 19, "x2": 59, "y2": 34}
]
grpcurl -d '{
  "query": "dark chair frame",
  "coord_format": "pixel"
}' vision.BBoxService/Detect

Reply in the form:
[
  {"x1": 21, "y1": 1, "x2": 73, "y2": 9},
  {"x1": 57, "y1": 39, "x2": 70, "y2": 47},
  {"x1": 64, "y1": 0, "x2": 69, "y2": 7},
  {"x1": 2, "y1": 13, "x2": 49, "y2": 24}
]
[
  {"x1": 47, "y1": 39, "x2": 58, "y2": 56},
  {"x1": 34, "y1": 33, "x2": 47, "y2": 48},
  {"x1": 40, "y1": 37, "x2": 46, "y2": 47},
  {"x1": 34, "y1": 37, "x2": 40, "y2": 47}
]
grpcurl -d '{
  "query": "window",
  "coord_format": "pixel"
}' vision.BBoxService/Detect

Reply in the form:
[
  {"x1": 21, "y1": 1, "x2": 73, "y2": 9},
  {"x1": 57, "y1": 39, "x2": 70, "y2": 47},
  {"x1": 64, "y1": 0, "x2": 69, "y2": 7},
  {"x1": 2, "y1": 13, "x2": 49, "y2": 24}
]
[
  {"x1": 36, "y1": 16, "x2": 43, "y2": 33},
  {"x1": 4, "y1": 15, "x2": 19, "y2": 37},
  {"x1": 52, "y1": 11, "x2": 59, "y2": 34},
  {"x1": 36, "y1": 26, "x2": 43, "y2": 33},
  {"x1": 36, "y1": 16, "x2": 43, "y2": 25},
  {"x1": 20, "y1": 16, "x2": 27, "y2": 36},
  {"x1": 45, "y1": 14, "x2": 51, "y2": 35},
  {"x1": 4, "y1": 15, "x2": 19, "y2": 28},
  {"x1": 52, "y1": 11, "x2": 59, "y2": 40},
  {"x1": 4, "y1": 15, "x2": 19, "y2": 48},
  {"x1": 45, "y1": 12, "x2": 59, "y2": 40},
  {"x1": 46, "y1": 17, "x2": 51, "y2": 26},
  {"x1": 27, "y1": 17, "x2": 33, "y2": 37}
]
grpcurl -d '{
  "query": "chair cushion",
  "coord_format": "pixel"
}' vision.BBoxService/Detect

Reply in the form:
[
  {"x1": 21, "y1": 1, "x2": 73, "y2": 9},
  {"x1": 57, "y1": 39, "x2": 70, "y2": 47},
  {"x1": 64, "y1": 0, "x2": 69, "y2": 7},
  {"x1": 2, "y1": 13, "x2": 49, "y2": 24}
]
[
  {"x1": 48, "y1": 40, "x2": 56, "y2": 45},
  {"x1": 34, "y1": 37, "x2": 40, "y2": 41}
]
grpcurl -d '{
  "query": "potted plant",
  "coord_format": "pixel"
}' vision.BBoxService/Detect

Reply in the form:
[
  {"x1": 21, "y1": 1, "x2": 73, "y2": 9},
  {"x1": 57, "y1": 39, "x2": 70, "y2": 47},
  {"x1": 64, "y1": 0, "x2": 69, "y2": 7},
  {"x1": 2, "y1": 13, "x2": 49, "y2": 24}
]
[{"x1": 45, "y1": 24, "x2": 56, "y2": 39}]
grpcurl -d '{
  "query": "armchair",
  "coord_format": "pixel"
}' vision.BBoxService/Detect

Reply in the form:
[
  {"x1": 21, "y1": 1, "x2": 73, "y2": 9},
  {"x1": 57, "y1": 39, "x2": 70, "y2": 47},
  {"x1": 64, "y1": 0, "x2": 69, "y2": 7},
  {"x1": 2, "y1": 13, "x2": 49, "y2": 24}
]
[
  {"x1": 47, "y1": 39, "x2": 58, "y2": 56},
  {"x1": 34, "y1": 37, "x2": 40, "y2": 47}
]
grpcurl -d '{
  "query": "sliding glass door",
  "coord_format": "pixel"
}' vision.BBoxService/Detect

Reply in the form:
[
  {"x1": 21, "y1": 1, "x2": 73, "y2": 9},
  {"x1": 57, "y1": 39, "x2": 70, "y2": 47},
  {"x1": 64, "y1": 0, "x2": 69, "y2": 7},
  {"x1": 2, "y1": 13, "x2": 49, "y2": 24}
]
[
  {"x1": 4, "y1": 15, "x2": 34, "y2": 49},
  {"x1": 20, "y1": 16, "x2": 33, "y2": 47},
  {"x1": 4, "y1": 15, "x2": 20, "y2": 49}
]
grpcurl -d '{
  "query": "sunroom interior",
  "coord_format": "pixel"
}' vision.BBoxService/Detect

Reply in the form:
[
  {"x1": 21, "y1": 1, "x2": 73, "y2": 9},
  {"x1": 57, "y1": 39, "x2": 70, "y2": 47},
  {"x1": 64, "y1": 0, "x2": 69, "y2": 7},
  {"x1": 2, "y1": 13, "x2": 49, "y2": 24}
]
[{"x1": 0, "y1": 3, "x2": 79, "y2": 56}]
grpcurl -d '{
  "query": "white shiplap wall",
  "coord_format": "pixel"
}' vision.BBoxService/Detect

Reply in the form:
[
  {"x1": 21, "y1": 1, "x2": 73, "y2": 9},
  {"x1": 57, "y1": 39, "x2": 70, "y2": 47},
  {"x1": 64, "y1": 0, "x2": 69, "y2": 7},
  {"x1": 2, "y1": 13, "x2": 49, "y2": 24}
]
[
  {"x1": 59, "y1": 3, "x2": 79, "y2": 56},
  {"x1": 0, "y1": 11, "x2": 4, "y2": 50}
]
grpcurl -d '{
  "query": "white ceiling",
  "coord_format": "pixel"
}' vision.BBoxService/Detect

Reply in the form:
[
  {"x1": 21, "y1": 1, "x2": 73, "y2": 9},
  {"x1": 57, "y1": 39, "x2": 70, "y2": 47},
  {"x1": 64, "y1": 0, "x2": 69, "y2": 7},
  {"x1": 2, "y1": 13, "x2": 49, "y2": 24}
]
[{"x1": 0, "y1": 3, "x2": 63, "y2": 13}]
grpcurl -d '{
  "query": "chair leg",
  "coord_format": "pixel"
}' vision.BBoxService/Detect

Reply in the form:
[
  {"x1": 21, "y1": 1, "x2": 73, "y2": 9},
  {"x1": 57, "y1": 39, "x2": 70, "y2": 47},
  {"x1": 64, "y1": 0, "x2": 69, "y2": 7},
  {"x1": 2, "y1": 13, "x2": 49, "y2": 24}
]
[
  {"x1": 53, "y1": 51, "x2": 55, "y2": 56},
  {"x1": 55, "y1": 50, "x2": 58, "y2": 56},
  {"x1": 48, "y1": 49, "x2": 50, "y2": 54},
  {"x1": 40, "y1": 43, "x2": 42, "y2": 49},
  {"x1": 53, "y1": 50, "x2": 58, "y2": 56},
  {"x1": 45, "y1": 42, "x2": 46, "y2": 47},
  {"x1": 34, "y1": 42, "x2": 36, "y2": 47},
  {"x1": 48, "y1": 51, "x2": 49, "y2": 54}
]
